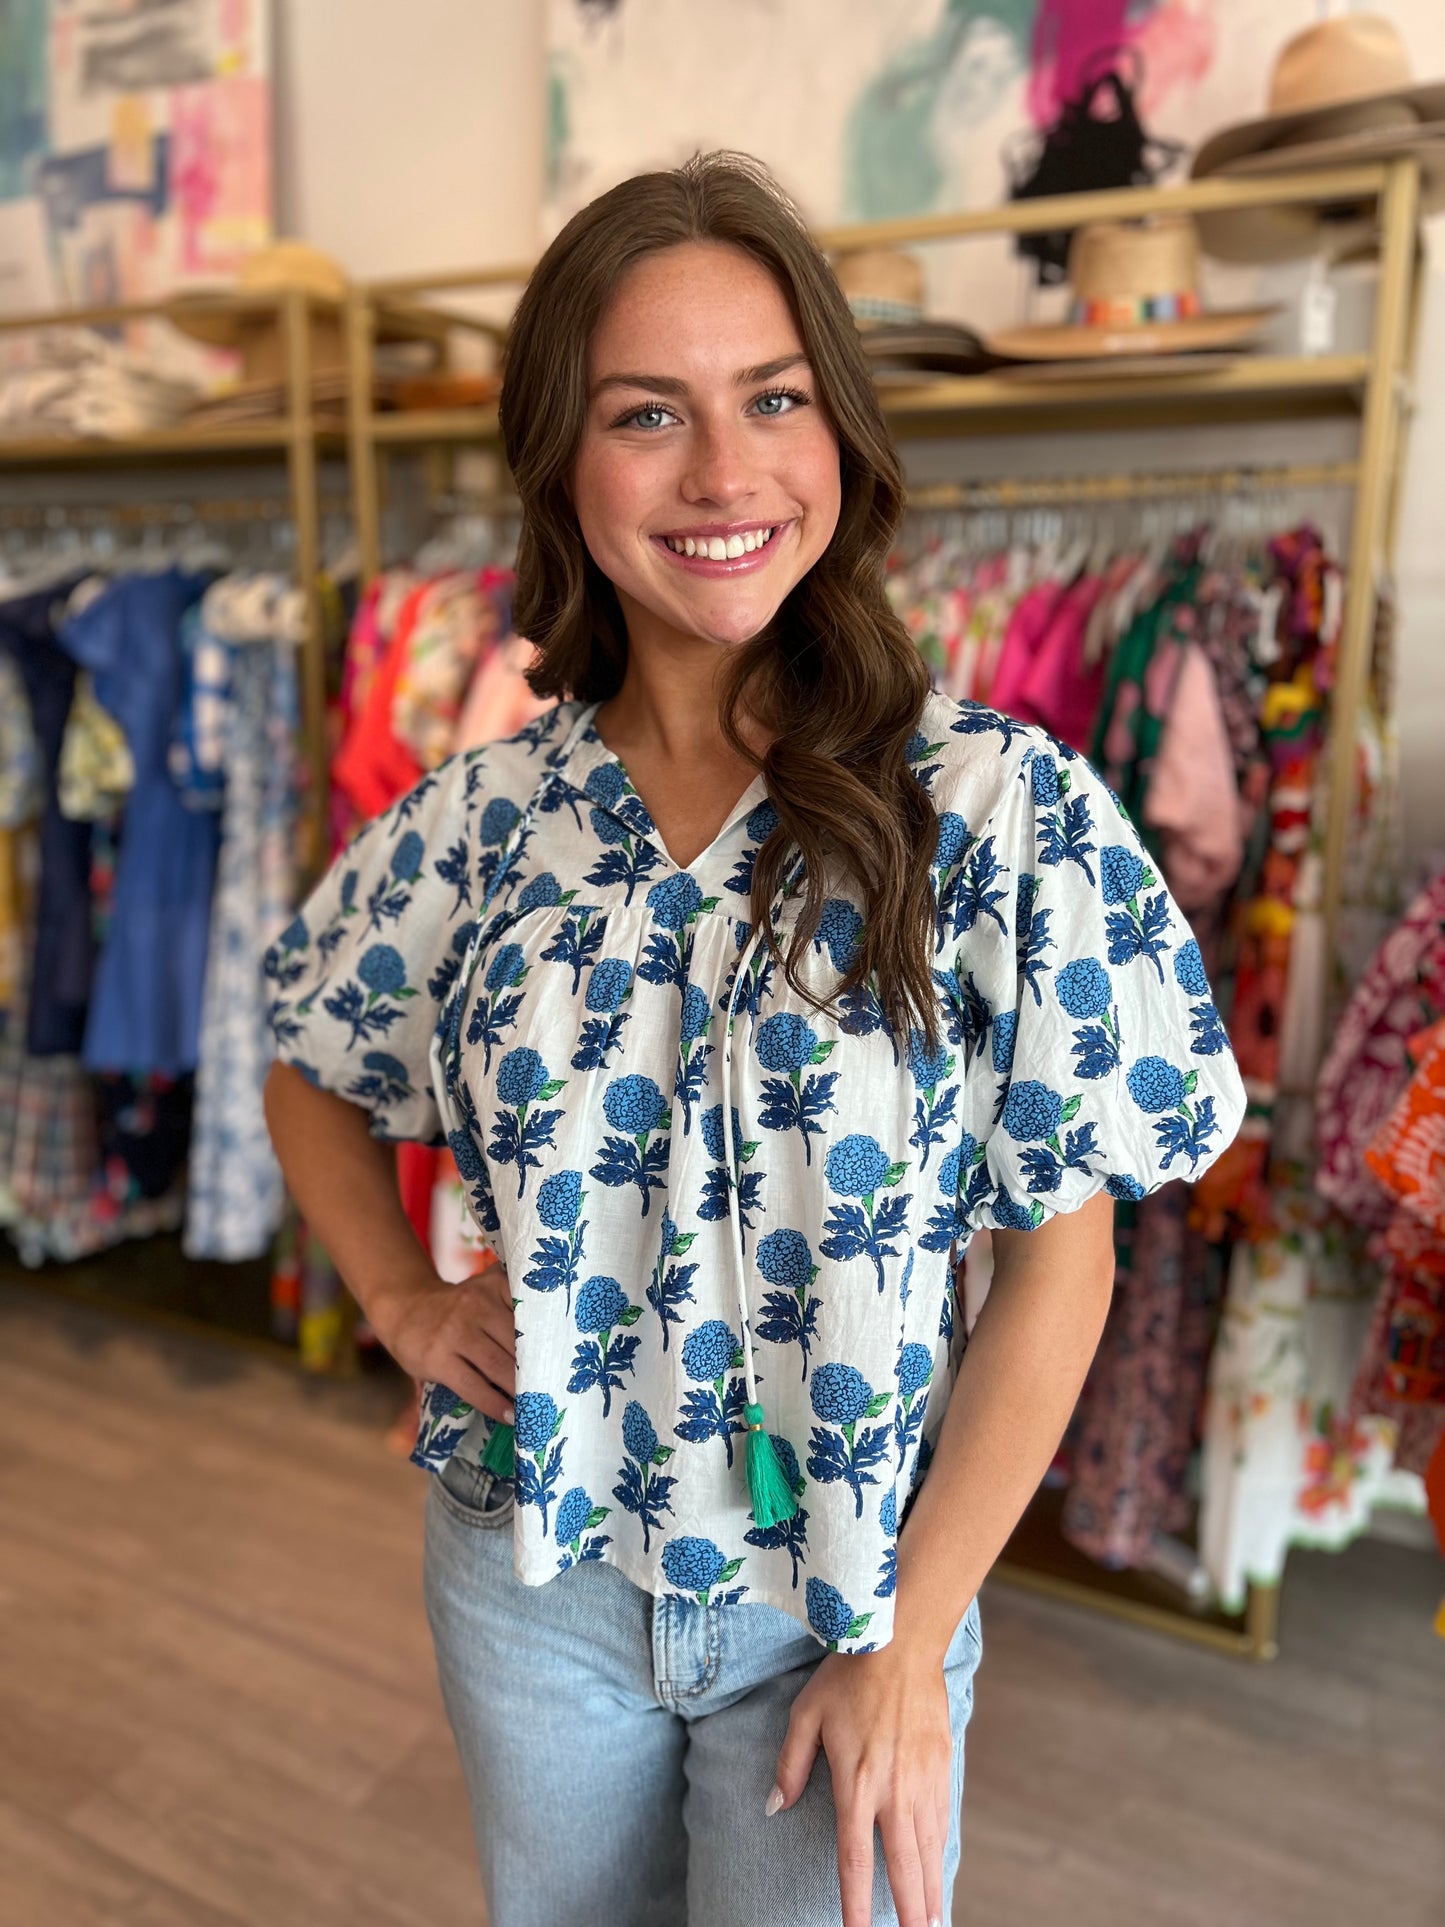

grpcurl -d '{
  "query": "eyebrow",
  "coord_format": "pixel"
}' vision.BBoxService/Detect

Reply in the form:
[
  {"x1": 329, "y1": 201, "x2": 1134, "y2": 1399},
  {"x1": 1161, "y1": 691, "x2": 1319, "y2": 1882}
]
[{"x1": 590, "y1": 354, "x2": 811, "y2": 400}]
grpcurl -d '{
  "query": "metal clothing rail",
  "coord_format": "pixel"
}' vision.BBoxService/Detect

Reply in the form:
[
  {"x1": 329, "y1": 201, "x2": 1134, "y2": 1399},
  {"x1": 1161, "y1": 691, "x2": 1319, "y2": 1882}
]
[{"x1": 905, "y1": 460, "x2": 1361, "y2": 512}]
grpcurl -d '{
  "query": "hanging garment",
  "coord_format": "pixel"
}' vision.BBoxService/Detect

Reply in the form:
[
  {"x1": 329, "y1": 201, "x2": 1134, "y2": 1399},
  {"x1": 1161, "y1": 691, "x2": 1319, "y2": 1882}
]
[
  {"x1": 265, "y1": 691, "x2": 1244, "y2": 1653},
  {"x1": 0, "y1": 577, "x2": 92, "y2": 1054},
  {"x1": 1142, "y1": 640, "x2": 1246, "y2": 913},
  {"x1": 58, "y1": 673, "x2": 135, "y2": 821},
  {"x1": 182, "y1": 575, "x2": 302, "y2": 1262},
  {"x1": 1017, "y1": 571, "x2": 1111, "y2": 751},
  {"x1": 57, "y1": 566, "x2": 218, "y2": 1076},
  {"x1": 391, "y1": 568, "x2": 509, "y2": 770}
]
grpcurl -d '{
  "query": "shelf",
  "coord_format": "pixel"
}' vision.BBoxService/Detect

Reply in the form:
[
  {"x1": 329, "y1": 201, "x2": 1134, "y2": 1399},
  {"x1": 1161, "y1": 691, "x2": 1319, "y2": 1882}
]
[
  {"x1": 876, "y1": 353, "x2": 1371, "y2": 436},
  {"x1": 0, "y1": 423, "x2": 347, "y2": 467},
  {"x1": 367, "y1": 406, "x2": 501, "y2": 445}
]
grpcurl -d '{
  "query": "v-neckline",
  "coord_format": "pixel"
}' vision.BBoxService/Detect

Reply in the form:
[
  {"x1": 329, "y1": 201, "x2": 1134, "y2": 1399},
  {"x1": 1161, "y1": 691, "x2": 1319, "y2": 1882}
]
[{"x1": 568, "y1": 701, "x2": 769, "y2": 877}]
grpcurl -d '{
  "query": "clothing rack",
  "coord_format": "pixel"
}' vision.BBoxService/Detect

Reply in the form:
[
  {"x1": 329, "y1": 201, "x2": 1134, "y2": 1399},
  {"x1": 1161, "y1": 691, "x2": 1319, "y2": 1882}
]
[{"x1": 905, "y1": 460, "x2": 1360, "y2": 512}]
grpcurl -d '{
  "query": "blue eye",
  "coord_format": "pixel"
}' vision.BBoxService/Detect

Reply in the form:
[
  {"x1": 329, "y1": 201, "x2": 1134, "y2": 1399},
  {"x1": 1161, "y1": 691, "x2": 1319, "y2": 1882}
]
[
  {"x1": 752, "y1": 386, "x2": 810, "y2": 418},
  {"x1": 631, "y1": 405, "x2": 670, "y2": 430}
]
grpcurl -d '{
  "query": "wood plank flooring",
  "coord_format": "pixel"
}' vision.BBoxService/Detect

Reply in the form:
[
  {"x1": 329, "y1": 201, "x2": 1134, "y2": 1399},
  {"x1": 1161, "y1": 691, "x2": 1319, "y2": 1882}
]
[{"x1": 1, "y1": 1277, "x2": 1441, "y2": 1926}]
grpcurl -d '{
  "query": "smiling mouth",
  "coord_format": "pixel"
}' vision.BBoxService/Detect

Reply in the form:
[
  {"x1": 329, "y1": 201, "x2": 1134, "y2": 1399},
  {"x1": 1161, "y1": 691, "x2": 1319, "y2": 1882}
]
[{"x1": 658, "y1": 525, "x2": 781, "y2": 561}]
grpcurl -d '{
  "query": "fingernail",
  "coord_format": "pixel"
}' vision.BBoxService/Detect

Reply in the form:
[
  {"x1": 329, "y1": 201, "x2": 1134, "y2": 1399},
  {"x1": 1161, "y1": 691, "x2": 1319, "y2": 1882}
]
[
  {"x1": 502, "y1": 1405, "x2": 516, "y2": 1425},
  {"x1": 764, "y1": 1785, "x2": 785, "y2": 1817},
  {"x1": 930, "y1": 1916, "x2": 943, "y2": 1927}
]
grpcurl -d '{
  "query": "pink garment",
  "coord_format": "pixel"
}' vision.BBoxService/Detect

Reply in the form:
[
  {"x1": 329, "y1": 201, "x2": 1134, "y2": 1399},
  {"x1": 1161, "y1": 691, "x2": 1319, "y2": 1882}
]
[
  {"x1": 1018, "y1": 574, "x2": 1108, "y2": 749},
  {"x1": 1143, "y1": 642, "x2": 1245, "y2": 912},
  {"x1": 987, "y1": 580, "x2": 1064, "y2": 719},
  {"x1": 453, "y1": 633, "x2": 554, "y2": 750}
]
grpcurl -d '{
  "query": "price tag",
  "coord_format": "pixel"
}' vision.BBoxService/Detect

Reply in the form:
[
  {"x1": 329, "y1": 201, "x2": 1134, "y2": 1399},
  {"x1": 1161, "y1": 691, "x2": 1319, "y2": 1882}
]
[{"x1": 1300, "y1": 263, "x2": 1337, "y2": 356}]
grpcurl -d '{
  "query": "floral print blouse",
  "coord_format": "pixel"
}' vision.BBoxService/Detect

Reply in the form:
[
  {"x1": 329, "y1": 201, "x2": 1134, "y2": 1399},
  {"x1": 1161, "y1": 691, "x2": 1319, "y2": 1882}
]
[{"x1": 264, "y1": 689, "x2": 1245, "y2": 1653}]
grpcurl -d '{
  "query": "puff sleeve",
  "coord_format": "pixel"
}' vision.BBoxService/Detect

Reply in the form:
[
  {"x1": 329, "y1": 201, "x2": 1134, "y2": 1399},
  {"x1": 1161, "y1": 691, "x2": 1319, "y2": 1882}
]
[
  {"x1": 941, "y1": 731, "x2": 1247, "y2": 1234},
  {"x1": 263, "y1": 759, "x2": 478, "y2": 1144}
]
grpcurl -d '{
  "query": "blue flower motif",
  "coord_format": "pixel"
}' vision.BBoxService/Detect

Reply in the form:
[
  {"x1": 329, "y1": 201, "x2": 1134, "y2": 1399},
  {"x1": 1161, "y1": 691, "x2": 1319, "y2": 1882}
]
[
  {"x1": 935, "y1": 812, "x2": 969, "y2": 868},
  {"x1": 1030, "y1": 758, "x2": 1060, "y2": 807},
  {"x1": 992, "y1": 1191, "x2": 1039, "y2": 1231},
  {"x1": 278, "y1": 914, "x2": 307, "y2": 950},
  {"x1": 907, "y1": 1033, "x2": 950, "y2": 1088},
  {"x1": 517, "y1": 871, "x2": 562, "y2": 913},
  {"x1": 810, "y1": 1361, "x2": 873, "y2": 1426},
  {"x1": 756, "y1": 1227, "x2": 813, "y2": 1289},
  {"x1": 662, "y1": 1535, "x2": 727, "y2": 1593},
  {"x1": 824, "y1": 1133, "x2": 890, "y2": 1196},
  {"x1": 647, "y1": 873, "x2": 704, "y2": 931},
  {"x1": 1127, "y1": 1056, "x2": 1186, "y2": 1113},
  {"x1": 484, "y1": 943, "x2": 526, "y2": 993},
  {"x1": 585, "y1": 957, "x2": 633, "y2": 1013},
  {"x1": 585, "y1": 762, "x2": 626, "y2": 809},
  {"x1": 361, "y1": 1050, "x2": 409, "y2": 1085},
  {"x1": 447, "y1": 1129, "x2": 483, "y2": 1182},
  {"x1": 770, "y1": 1433, "x2": 801, "y2": 1491},
  {"x1": 576, "y1": 1274, "x2": 628, "y2": 1333},
  {"x1": 745, "y1": 800, "x2": 779, "y2": 844},
  {"x1": 357, "y1": 944, "x2": 406, "y2": 996},
  {"x1": 555, "y1": 1485, "x2": 592, "y2": 1545},
  {"x1": 604, "y1": 1074, "x2": 665, "y2": 1133},
  {"x1": 537, "y1": 1169, "x2": 583, "y2": 1229},
  {"x1": 512, "y1": 1391, "x2": 559, "y2": 1454},
  {"x1": 879, "y1": 1487, "x2": 898, "y2": 1536},
  {"x1": 939, "y1": 1143, "x2": 962, "y2": 1193},
  {"x1": 1174, "y1": 939, "x2": 1208, "y2": 997},
  {"x1": 1100, "y1": 844, "x2": 1145, "y2": 905},
  {"x1": 756, "y1": 1012, "x2": 818, "y2": 1073},
  {"x1": 622, "y1": 1399, "x2": 658, "y2": 1464},
  {"x1": 897, "y1": 1343, "x2": 933, "y2": 1400},
  {"x1": 1107, "y1": 1173, "x2": 1147, "y2": 1201},
  {"x1": 700, "y1": 1102, "x2": 742, "y2": 1161},
  {"x1": 1056, "y1": 957, "x2": 1112, "y2": 1019},
  {"x1": 683, "y1": 1319, "x2": 738, "y2": 1382},
  {"x1": 991, "y1": 1009, "x2": 1017, "y2": 1076},
  {"x1": 1002, "y1": 1080, "x2": 1064, "y2": 1142},
  {"x1": 679, "y1": 983, "x2": 712, "y2": 1041},
  {"x1": 590, "y1": 808, "x2": 629, "y2": 848},
  {"x1": 479, "y1": 797, "x2": 522, "y2": 845},
  {"x1": 817, "y1": 898, "x2": 864, "y2": 972},
  {"x1": 497, "y1": 1047, "x2": 548, "y2": 1106},
  {"x1": 390, "y1": 829, "x2": 424, "y2": 880},
  {"x1": 806, "y1": 1577, "x2": 854, "y2": 1643}
]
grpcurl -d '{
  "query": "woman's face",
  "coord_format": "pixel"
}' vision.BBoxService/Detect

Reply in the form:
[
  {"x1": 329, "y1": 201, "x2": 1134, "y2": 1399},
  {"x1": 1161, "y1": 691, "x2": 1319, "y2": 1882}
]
[{"x1": 572, "y1": 240, "x2": 842, "y2": 653}]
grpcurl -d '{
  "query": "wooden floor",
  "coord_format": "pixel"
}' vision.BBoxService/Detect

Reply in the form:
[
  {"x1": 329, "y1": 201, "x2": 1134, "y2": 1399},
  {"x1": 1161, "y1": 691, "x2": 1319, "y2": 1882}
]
[{"x1": 1, "y1": 1277, "x2": 1441, "y2": 1927}]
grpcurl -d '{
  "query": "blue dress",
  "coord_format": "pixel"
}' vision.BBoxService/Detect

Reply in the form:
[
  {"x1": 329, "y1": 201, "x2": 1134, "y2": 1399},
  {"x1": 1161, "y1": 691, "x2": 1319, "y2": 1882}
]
[
  {"x1": 0, "y1": 578, "x2": 91, "y2": 1055},
  {"x1": 58, "y1": 568, "x2": 218, "y2": 1075}
]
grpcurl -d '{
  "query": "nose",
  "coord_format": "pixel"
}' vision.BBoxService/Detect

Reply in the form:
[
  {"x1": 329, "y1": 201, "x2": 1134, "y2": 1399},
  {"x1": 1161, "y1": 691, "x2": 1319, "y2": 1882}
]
[{"x1": 679, "y1": 409, "x2": 757, "y2": 510}]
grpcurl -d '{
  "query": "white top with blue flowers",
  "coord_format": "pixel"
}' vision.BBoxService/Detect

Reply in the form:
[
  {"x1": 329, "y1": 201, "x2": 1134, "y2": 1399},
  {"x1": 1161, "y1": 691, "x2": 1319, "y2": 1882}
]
[{"x1": 264, "y1": 689, "x2": 1245, "y2": 1653}]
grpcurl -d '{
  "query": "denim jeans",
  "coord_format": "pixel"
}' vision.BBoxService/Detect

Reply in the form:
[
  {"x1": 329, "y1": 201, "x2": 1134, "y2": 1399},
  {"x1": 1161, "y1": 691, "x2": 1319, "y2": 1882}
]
[{"x1": 422, "y1": 1453, "x2": 983, "y2": 1926}]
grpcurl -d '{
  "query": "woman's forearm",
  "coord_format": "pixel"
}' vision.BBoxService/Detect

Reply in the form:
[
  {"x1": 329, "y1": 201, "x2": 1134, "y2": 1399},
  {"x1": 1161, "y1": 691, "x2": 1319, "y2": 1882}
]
[
  {"x1": 262, "y1": 1061, "x2": 435, "y2": 1329},
  {"x1": 890, "y1": 1191, "x2": 1117, "y2": 1665}
]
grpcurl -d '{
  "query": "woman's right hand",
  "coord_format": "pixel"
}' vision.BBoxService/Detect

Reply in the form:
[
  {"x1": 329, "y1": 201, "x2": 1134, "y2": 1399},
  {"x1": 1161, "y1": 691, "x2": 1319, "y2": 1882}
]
[{"x1": 371, "y1": 1261, "x2": 517, "y2": 1423}]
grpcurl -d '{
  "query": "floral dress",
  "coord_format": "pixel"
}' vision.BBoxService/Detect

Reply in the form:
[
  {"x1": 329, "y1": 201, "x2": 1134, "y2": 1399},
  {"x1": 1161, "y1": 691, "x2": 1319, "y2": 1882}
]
[{"x1": 265, "y1": 690, "x2": 1245, "y2": 1653}]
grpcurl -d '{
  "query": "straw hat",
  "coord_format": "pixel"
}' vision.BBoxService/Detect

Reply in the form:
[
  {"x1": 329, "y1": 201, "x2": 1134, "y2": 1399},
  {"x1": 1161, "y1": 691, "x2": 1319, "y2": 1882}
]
[
  {"x1": 833, "y1": 246, "x2": 925, "y2": 327},
  {"x1": 985, "y1": 216, "x2": 1274, "y2": 361},
  {"x1": 1191, "y1": 16, "x2": 1445, "y2": 263},
  {"x1": 168, "y1": 242, "x2": 352, "y2": 382}
]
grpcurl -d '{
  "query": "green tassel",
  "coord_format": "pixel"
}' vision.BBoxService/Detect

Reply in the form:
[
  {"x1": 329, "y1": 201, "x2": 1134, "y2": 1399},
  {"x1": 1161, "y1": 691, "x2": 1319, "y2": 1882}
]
[
  {"x1": 480, "y1": 1418, "x2": 516, "y2": 1479},
  {"x1": 745, "y1": 1402, "x2": 798, "y2": 1528}
]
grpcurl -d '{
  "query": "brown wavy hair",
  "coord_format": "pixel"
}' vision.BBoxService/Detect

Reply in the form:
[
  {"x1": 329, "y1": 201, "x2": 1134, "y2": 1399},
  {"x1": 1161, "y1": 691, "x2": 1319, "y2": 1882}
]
[{"x1": 502, "y1": 151, "x2": 942, "y2": 1050}]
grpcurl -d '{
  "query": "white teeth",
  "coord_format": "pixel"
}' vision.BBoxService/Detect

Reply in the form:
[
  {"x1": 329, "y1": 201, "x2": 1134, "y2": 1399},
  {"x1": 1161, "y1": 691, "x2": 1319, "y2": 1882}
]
[
  {"x1": 706, "y1": 536, "x2": 727, "y2": 560},
  {"x1": 683, "y1": 536, "x2": 696, "y2": 556},
  {"x1": 742, "y1": 531, "x2": 757, "y2": 553},
  {"x1": 725, "y1": 534, "x2": 745, "y2": 558}
]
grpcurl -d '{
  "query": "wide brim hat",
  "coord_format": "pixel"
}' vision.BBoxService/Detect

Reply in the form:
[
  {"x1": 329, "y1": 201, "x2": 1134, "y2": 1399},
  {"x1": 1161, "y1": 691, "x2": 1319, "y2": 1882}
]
[
  {"x1": 983, "y1": 215, "x2": 1275, "y2": 362},
  {"x1": 167, "y1": 241, "x2": 350, "y2": 348},
  {"x1": 1190, "y1": 15, "x2": 1445, "y2": 262},
  {"x1": 833, "y1": 246, "x2": 925, "y2": 328}
]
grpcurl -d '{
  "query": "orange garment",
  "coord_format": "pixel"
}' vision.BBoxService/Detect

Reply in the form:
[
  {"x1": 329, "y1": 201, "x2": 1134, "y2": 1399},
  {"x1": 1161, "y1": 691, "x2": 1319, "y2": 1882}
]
[{"x1": 331, "y1": 584, "x2": 425, "y2": 823}]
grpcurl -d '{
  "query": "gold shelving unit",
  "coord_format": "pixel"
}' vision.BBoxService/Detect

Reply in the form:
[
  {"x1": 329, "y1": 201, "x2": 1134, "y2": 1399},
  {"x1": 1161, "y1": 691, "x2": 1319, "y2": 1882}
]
[{"x1": 340, "y1": 162, "x2": 1422, "y2": 1660}]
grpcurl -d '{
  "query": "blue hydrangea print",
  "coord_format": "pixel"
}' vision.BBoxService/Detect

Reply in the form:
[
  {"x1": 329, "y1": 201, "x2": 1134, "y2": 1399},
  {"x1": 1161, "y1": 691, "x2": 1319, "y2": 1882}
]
[
  {"x1": 806, "y1": 1576, "x2": 873, "y2": 1651},
  {"x1": 512, "y1": 1391, "x2": 566, "y2": 1537},
  {"x1": 743, "y1": 1431, "x2": 810, "y2": 1586},
  {"x1": 893, "y1": 1341, "x2": 933, "y2": 1467},
  {"x1": 675, "y1": 1319, "x2": 748, "y2": 1466},
  {"x1": 1126, "y1": 1054, "x2": 1219, "y2": 1172},
  {"x1": 612, "y1": 1397, "x2": 677, "y2": 1553},
  {"x1": 465, "y1": 940, "x2": 529, "y2": 1074},
  {"x1": 645, "y1": 1208, "x2": 699, "y2": 1351},
  {"x1": 640, "y1": 872, "x2": 714, "y2": 993},
  {"x1": 554, "y1": 1483, "x2": 612, "y2": 1571},
  {"x1": 589, "y1": 1073, "x2": 672, "y2": 1216},
  {"x1": 1055, "y1": 956, "x2": 1122, "y2": 1080},
  {"x1": 567, "y1": 1274, "x2": 642, "y2": 1416},
  {"x1": 1100, "y1": 843, "x2": 1171, "y2": 982},
  {"x1": 754, "y1": 1010, "x2": 838, "y2": 1167},
  {"x1": 1029, "y1": 749, "x2": 1097, "y2": 886},
  {"x1": 674, "y1": 980, "x2": 715, "y2": 1132},
  {"x1": 753, "y1": 1226, "x2": 822, "y2": 1381},
  {"x1": 572, "y1": 954, "x2": 634, "y2": 1071},
  {"x1": 820, "y1": 1133, "x2": 912, "y2": 1294},
  {"x1": 489, "y1": 1047, "x2": 567, "y2": 1199},
  {"x1": 1001, "y1": 1078, "x2": 1098, "y2": 1196},
  {"x1": 698, "y1": 1099, "x2": 766, "y2": 1230},
  {"x1": 806, "y1": 1362, "x2": 892, "y2": 1518},
  {"x1": 661, "y1": 1534, "x2": 746, "y2": 1607},
  {"x1": 907, "y1": 1029, "x2": 959, "y2": 1170},
  {"x1": 522, "y1": 1169, "x2": 588, "y2": 1315},
  {"x1": 875, "y1": 1484, "x2": 899, "y2": 1598}
]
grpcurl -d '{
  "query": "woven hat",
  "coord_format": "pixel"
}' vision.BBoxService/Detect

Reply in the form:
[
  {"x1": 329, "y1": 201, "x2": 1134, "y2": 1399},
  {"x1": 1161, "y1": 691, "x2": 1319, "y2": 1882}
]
[
  {"x1": 1190, "y1": 16, "x2": 1445, "y2": 263},
  {"x1": 833, "y1": 247, "x2": 925, "y2": 328},
  {"x1": 985, "y1": 216, "x2": 1274, "y2": 361},
  {"x1": 168, "y1": 242, "x2": 351, "y2": 382}
]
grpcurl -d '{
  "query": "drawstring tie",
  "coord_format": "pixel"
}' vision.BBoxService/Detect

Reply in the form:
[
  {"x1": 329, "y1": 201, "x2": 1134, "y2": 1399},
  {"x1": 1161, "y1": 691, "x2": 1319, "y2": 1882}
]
[{"x1": 722, "y1": 913, "x2": 799, "y2": 1530}]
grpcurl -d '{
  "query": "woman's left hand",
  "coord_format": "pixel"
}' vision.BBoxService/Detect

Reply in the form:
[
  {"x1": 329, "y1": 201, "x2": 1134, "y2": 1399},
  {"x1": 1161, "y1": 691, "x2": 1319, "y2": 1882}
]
[{"x1": 770, "y1": 1640, "x2": 953, "y2": 1927}]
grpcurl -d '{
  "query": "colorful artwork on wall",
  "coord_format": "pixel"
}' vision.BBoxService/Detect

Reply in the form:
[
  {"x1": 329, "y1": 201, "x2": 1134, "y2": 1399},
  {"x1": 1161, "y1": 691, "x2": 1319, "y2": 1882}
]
[{"x1": 0, "y1": 0, "x2": 271, "y2": 314}]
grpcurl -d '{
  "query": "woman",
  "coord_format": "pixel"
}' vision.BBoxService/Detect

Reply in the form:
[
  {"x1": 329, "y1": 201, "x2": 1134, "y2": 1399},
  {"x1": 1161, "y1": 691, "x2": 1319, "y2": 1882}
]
[{"x1": 264, "y1": 153, "x2": 1244, "y2": 1927}]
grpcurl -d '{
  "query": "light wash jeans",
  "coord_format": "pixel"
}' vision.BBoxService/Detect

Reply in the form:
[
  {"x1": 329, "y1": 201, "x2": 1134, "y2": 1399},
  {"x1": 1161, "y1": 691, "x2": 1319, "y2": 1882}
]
[{"x1": 422, "y1": 1452, "x2": 983, "y2": 1927}]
